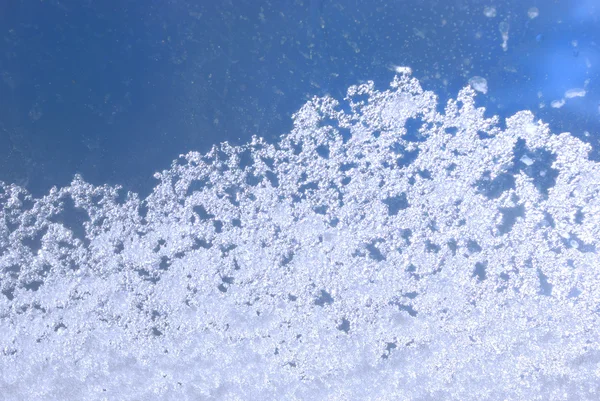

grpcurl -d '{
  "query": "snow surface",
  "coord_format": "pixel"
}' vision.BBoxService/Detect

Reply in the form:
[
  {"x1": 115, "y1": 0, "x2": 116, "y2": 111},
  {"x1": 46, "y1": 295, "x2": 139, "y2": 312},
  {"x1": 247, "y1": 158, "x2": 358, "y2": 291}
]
[{"x1": 1, "y1": 73, "x2": 600, "y2": 400}]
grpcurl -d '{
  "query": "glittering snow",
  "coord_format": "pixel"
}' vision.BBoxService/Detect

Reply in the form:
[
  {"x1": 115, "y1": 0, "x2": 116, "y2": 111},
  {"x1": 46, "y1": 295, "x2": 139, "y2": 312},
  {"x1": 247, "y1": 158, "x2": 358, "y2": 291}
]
[{"x1": 1, "y1": 73, "x2": 599, "y2": 400}]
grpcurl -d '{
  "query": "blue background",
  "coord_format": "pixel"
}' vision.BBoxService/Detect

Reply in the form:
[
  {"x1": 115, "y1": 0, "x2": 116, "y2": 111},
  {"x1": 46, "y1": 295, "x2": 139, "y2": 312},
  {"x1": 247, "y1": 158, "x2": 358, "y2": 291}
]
[{"x1": 0, "y1": 0, "x2": 598, "y2": 197}]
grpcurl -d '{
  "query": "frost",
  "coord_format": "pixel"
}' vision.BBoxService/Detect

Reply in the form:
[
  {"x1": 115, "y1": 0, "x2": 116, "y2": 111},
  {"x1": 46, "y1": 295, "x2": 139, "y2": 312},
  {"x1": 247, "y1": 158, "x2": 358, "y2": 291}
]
[{"x1": 1, "y1": 75, "x2": 600, "y2": 400}]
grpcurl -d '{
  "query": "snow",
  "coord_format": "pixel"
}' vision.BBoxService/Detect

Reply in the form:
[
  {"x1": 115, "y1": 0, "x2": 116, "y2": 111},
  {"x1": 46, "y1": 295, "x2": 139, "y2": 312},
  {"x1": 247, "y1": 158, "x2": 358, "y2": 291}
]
[{"x1": 1, "y1": 75, "x2": 599, "y2": 400}]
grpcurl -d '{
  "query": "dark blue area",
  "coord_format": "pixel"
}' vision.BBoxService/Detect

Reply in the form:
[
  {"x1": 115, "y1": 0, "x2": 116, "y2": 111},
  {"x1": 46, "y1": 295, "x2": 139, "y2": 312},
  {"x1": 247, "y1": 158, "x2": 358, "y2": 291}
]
[{"x1": 0, "y1": 0, "x2": 598, "y2": 197}]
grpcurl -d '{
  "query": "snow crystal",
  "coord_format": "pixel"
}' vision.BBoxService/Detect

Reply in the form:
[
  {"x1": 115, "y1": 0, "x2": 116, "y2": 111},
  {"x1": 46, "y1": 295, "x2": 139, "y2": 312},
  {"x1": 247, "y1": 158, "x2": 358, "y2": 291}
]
[
  {"x1": 392, "y1": 65, "x2": 413, "y2": 75},
  {"x1": 484, "y1": 6, "x2": 497, "y2": 18},
  {"x1": 1, "y1": 74, "x2": 599, "y2": 400},
  {"x1": 528, "y1": 7, "x2": 539, "y2": 19},
  {"x1": 468, "y1": 76, "x2": 488, "y2": 94},
  {"x1": 565, "y1": 88, "x2": 586, "y2": 98},
  {"x1": 520, "y1": 154, "x2": 534, "y2": 166},
  {"x1": 499, "y1": 21, "x2": 510, "y2": 51}
]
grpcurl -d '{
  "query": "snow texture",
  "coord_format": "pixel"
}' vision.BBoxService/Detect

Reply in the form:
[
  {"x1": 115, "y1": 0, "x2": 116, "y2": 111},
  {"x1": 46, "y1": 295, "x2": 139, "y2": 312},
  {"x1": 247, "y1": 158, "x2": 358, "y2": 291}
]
[{"x1": 1, "y1": 73, "x2": 600, "y2": 400}]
